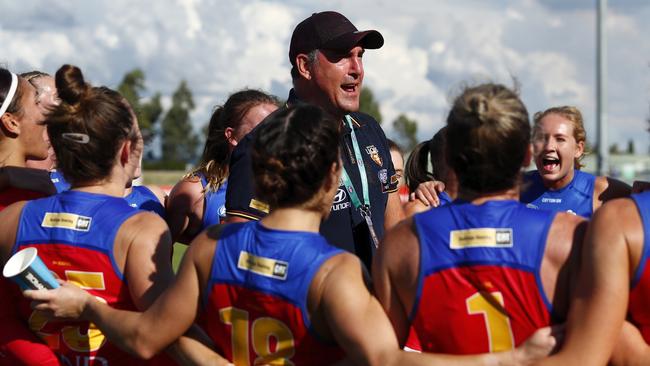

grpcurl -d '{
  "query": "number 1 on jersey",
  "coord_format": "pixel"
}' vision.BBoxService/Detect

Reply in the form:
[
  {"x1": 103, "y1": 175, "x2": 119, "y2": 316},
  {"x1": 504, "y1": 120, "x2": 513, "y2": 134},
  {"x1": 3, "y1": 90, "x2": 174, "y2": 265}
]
[{"x1": 466, "y1": 291, "x2": 514, "y2": 352}]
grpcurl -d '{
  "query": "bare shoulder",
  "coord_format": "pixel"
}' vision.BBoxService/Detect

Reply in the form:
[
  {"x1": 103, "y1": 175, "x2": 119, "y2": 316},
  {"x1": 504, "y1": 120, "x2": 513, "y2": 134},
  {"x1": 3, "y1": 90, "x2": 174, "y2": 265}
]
[
  {"x1": 591, "y1": 197, "x2": 640, "y2": 238},
  {"x1": 553, "y1": 211, "x2": 588, "y2": 230},
  {"x1": 119, "y1": 210, "x2": 170, "y2": 248},
  {"x1": 596, "y1": 196, "x2": 636, "y2": 216},
  {"x1": 549, "y1": 212, "x2": 587, "y2": 241},
  {"x1": 375, "y1": 217, "x2": 420, "y2": 283},
  {"x1": 185, "y1": 227, "x2": 221, "y2": 285},
  {"x1": 0, "y1": 200, "x2": 28, "y2": 226},
  {"x1": 317, "y1": 251, "x2": 362, "y2": 285},
  {"x1": 144, "y1": 184, "x2": 168, "y2": 204},
  {"x1": 380, "y1": 217, "x2": 419, "y2": 260},
  {"x1": 594, "y1": 175, "x2": 631, "y2": 203},
  {"x1": 311, "y1": 251, "x2": 366, "y2": 305},
  {"x1": 166, "y1": 178, "x2": 204, "y2": 219},
  {"x1": 168, "y1": 177, "x2": 203, "y2": 203},
  {"x1": 545, "y1": 212, "x2": 588, "y2": 262},
  {"x1": 125, "y1": 210, "x2": 168, "y2": 231},
  {"x1": 403, "y1": 200, "x2": 429, "y2": 217},
  {"x1": 584, "y1": 198, "x2": 643, "y2": 278}
]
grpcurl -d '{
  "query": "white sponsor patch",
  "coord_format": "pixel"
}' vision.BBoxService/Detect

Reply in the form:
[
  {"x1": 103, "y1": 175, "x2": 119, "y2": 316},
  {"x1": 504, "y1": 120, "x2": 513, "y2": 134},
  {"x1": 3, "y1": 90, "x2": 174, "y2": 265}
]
[
  {"x1": 449, "y1": 228, "x2": 513, "y2": 249},
  {"x1": 42, "y1": 213, "x2": 92, "y2": 232},
  {"x1": 237, "y1": 251, "x2": 288, "y2": 280}
]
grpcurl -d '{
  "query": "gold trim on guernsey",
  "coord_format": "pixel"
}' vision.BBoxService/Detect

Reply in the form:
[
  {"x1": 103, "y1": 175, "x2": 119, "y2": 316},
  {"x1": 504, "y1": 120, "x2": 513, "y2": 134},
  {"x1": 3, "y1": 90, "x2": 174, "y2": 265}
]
[{"x1": 226, "y1": 210, "x2": 262, "y2": 221}]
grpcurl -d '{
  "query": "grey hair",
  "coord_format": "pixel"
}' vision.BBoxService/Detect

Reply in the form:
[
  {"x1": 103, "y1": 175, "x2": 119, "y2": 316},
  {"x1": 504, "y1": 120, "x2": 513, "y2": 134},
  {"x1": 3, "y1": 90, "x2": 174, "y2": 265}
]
[{"x1": 290, "y1": 49, "x2": 319, "y2": 80}]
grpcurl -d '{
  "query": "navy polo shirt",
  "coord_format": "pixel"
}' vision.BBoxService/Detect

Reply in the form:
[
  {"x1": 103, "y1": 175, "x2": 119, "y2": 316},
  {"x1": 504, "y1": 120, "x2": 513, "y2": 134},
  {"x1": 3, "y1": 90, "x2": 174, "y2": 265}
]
[{"x1": 225, "y1": 90, "x2": 398, "y2": 269}]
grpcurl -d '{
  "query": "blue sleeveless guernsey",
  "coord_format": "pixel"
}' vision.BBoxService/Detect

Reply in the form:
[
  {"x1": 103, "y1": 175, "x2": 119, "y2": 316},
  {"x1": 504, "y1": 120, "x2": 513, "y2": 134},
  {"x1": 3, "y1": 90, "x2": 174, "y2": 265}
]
[
  {"x1": 409, "y1": 200, "x2": 556, "y2": 354},
  {"x1": 520, "y1": 169, "x2": 596, "y2": 218},
  {"x1": 124, "y1": 185, "x2": 165, "y2": 217},
  {"x1": 199, "y1": 173, "x2": 227, "y2": 228},
  {"x1": 203, "y1": 221, "x2": 345, "y2": 365},
  {"x1": 49, "y1": 170, "x2": 70, "y2": 193},
  {"x1": 10, "y1": 190, "x2": 145, "y2": 365},
  {"x1": 629, "y1": 192, "x2": 650, "y2": 343},
  {"x1": 438, "y1": 190, "x2": 452, "y2": 206}
]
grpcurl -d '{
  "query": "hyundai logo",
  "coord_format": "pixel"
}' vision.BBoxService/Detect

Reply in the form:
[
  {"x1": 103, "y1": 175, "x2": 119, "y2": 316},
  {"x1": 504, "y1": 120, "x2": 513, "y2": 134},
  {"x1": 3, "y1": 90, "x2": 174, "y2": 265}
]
[{"x1": 333, "y1": 188, "x2": 347, "y2": 203}]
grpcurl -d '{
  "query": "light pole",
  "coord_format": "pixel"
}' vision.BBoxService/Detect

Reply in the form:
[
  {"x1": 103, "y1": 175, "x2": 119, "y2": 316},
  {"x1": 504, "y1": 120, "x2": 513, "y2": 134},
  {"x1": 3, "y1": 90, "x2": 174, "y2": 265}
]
[{"x1": 596, "y1": 0, "x2": 608, "y2": 175}]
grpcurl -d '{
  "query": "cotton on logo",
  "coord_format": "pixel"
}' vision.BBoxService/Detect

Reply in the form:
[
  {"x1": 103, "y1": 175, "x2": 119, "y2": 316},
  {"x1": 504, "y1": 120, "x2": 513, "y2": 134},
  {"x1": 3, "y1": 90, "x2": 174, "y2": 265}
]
[{"x1": 333, "y1": 189, "x2": 347, "y2": 203}]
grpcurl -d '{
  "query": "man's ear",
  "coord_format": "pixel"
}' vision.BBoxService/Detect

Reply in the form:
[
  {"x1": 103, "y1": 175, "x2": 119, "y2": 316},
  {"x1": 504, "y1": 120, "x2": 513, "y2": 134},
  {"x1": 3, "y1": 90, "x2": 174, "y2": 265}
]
[
  {"x1": 296, "y1": 53, "x2": 313, "y2": 80},
  {"x1": 0, "y1": 113, "x2": 21, "y2": 136}
]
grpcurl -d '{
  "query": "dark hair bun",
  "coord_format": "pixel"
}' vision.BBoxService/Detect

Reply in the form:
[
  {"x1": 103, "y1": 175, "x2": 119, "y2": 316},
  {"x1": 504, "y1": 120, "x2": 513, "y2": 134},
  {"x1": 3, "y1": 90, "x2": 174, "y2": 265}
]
[
  {"x1": 446, "y1": 83, "x2": 530, "y2": 194},
  {"x1": 56, "y1": 64, "x2": 88, "y2": 105},
  {"x1": 251, "y1": 104, "x2": 340, "y2": 209},
  {"x1": 46, "y1": 64, "x2": 137, "y2": 185},
  {"x1": 468, "y1": 94, "x2": 489, "y2": 121}
]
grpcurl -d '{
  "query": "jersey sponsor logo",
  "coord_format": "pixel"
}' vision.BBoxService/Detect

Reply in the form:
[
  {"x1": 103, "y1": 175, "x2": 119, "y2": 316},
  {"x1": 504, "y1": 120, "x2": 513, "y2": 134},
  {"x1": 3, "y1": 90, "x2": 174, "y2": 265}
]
[
  {"x1": 218, "y1": 205, "x2": 226, "y2": 217},
  {"x1": 450, "y1": 228, "x2": 513, "y2": 249},
  {"x1": 526, "y1": 203, "x2": 539, "y2": 210},
  {"x1": 365, "y1": 145, "x2": 383, "y2": 166},
  {"x1": 42, "y1": 212, "x2": 92, "y2": 232},
  {"x1": 333, "y1": 188, "x2": 347, "y2": 203},
  {"x1": 332, "y1": 201, "x2": 351, "y2": 211},
  {"x1": 249, "y1": 198, "x2": 270, "y2": 213},
  {"x1": 332, "y1": 187, "x2": 351, "y2": 211},
  {"x1": 237, "y1": 251, "x2": 289, "y2": 280},
  {"x1": 541, "y1": 197, "x2": 562, "y2": 203}
]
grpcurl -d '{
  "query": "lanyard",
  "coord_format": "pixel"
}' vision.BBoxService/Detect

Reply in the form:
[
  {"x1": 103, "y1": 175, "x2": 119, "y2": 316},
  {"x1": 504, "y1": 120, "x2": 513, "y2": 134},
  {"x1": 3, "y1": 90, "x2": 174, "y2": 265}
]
[{"x1": 340, "y1": 115, "x2": 380, "y2": 248}]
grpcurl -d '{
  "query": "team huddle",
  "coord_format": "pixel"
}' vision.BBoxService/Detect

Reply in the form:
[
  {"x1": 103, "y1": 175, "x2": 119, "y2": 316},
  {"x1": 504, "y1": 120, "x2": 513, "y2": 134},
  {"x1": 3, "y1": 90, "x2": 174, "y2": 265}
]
[{"x1": 0, "y1": 9, "x2": 647, "y2": 366}]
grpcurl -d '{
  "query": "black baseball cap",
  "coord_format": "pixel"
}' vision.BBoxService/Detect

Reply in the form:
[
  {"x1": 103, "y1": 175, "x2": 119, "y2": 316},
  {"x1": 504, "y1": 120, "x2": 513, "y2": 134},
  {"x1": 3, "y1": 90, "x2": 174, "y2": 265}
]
[{"x1": 289, "y1": 11, "x2": 384, "y2": 66}]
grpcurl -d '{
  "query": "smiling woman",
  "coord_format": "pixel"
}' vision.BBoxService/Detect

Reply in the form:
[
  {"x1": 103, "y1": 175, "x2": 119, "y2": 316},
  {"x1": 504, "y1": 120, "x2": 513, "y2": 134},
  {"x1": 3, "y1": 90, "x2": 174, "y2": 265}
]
[{"x1": 520, "y1": 105, "x2": 630, "y2": 218}]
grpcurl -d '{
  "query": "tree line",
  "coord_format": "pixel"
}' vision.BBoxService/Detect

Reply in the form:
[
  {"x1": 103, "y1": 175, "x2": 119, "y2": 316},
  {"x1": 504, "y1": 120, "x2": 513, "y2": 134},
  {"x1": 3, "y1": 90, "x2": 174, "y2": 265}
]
[{"x1": 118, "y1": 69, "x2": 198, "y2": 169}]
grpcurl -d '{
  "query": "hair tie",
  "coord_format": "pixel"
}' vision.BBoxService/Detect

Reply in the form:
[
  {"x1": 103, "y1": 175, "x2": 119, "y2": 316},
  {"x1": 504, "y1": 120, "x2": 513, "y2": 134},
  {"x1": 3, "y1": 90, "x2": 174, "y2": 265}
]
[
  {"x1": 62, "y1": 133, "x2": 90, "y2": 144},
  {"x1": 0, "y1": 73, "x2": 18, "y2": 117}
]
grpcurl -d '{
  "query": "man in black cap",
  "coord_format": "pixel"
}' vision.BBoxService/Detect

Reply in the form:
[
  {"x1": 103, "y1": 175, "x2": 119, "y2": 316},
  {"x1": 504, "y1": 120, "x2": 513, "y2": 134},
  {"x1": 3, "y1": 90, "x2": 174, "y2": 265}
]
[{"x1": 224, "y1": 11, "x2": 403, "y2": 270}]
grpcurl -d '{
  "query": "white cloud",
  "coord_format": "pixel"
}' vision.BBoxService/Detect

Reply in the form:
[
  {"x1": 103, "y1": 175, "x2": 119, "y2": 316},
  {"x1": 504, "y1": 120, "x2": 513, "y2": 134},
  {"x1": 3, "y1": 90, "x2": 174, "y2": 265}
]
[
  {"x1": 1, "y1": 0, "x2": 648, "y2": 156},
  {"x1": 506, "y1": 8, "x2": 525, "y2": 22},
  {"x1": 94, "y1": 25, "x2": 120, "y2": 49},
  {"x1": 178, "y1": 0, "x2": 203, "y2": 39}
]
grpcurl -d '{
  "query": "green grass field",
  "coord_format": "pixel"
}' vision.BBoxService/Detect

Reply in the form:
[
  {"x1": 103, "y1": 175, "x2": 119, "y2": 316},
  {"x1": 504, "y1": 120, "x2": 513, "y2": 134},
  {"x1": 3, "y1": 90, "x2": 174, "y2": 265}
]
[
  {"x1": 172, "y1": 243, "x2": 188, "y2": 272},
  {"x1": 143, "y1": 170, "x2": 190, "y2": 272},
  {"x1": 142, "y1": 170, "x2": 186, "y2": 186}
]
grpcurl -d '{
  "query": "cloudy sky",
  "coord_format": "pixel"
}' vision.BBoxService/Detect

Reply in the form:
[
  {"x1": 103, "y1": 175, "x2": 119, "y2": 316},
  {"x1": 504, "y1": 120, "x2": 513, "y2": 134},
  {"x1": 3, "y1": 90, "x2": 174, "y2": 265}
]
[{"x1": 3, "y1": 0, "x2": 650, "y2": 157}]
